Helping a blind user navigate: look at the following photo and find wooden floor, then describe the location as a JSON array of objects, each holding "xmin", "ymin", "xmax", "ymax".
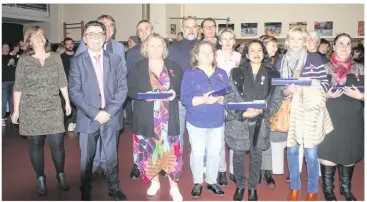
[{"xmin": 1, "ymin": 120, "xmax": 364, "ymax": 201}]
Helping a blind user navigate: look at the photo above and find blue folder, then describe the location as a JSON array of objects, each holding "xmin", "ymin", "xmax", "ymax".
[
  {"xmin": 331, "ymin": 86, "xmax": 364, "ymax": 93},
  {"xmin": 227, "ymin": 100, "xmax": 267, "ymax": 110},
  {"xmin": 271, "ymin": 78, "xmax": 312, "ymax": 86},
  {"xmin": 137, "ymin": 92, "xmax": 173, "ymax": 100},
  {"xmin": 209, "ymin": 86, "xmax": 233, "ymax": 97}
]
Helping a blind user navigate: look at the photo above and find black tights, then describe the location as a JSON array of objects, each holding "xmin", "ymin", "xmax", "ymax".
[{"xmin": 28, "ymin": 133, "xmax": 65, "ymax": 178}]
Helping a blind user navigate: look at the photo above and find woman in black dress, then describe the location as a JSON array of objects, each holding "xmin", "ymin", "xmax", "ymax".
[{"xmin": 318, "ymin": 33, "xmax": 364, "ymax": 201}]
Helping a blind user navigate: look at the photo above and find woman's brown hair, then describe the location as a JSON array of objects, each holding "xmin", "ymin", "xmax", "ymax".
[
  {"xmin": 189, "ymin": 41, "xmax": 217, "ymax": 68},
  {"xmin": 23, "ymin": 26, "xmax": 51, "ymax": 55}
]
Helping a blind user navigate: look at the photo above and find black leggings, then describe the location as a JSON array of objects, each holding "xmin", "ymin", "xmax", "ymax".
[{"xmin": 28, "ymin": 133, "xmax": 65, "ymax": 178}]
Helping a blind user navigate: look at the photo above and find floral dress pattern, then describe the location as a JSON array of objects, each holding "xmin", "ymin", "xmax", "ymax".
[{"xmin": 133, "ymin": 67, "xmax": 183, "ymax": 183}]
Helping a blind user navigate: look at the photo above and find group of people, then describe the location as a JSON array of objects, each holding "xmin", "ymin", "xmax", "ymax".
[{"xmin": 5, "ymin": 13, "xmax": 364, "ymax": 202}]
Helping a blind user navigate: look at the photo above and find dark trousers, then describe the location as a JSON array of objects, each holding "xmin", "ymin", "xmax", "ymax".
[
  {"xmin": 233, "ymin": 127, "xmax": 263, "ymax": 189},
  {"xmin": 2, "ymin": 81, "xmax": 14, "ymax": 118},
  {"xmin": 28, "ymin": 133, "xmax": 65, "ymax": 178},
  {"xmin": 79, "ymin": 125, "xmax": 120, "ymax": 193},
  {"xmin": 123, "ymin": 97, "xmax": 133, "ymax": 124}
]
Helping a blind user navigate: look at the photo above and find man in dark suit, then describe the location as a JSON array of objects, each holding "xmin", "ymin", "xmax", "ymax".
[
  {"xmin": 75, "ymin": 15, "xmax": 127, "ymax": 178},
  {"xmin": 69, "ymin": 21, "xmax": 128, "ymax": 201}
]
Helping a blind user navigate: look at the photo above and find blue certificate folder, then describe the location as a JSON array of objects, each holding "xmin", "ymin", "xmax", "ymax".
[
  {"xmin": 331, "ymin": 86, "xmax": 364, "ymax": 93},
  {"xmin": 271, "ymin": 78, "xmax": 312, "ymax": 86},
  {"xmin": 209, "ymin": 86, "xmax": 233, "ymax": 97},
  {"xmin": 137, "ymin": 92, "xmax": 173, "ymax": 100},
  {"xmin": 227, "ymin": 100, "xmax": 267, "ymax": 110}
]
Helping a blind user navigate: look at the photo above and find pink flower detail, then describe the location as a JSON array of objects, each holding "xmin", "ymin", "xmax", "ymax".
[{"xmin": 219, "ymin": 73, "xmax": 223, "ymax": 81}]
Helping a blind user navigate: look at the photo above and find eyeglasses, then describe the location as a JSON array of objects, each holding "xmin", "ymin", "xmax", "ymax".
[{"xmin": 84, "ymin": 32, "xmax": 105, "ymax": 38}]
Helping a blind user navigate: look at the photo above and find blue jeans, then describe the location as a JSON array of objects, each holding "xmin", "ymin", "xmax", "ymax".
[
  {"xmin": 2, "ymin": 81, "xmax": 14, "ymax": 118},
  {"xmin": 287, "ymin": 144, "xmax": 319, "ymax": 193},
  {"xmin": 187, "ymin": 122, "xmax": 224, "ymax": 184}
]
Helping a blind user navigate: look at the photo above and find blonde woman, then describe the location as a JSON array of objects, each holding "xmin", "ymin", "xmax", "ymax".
[
  {"xmin": 215, "ymin": 28, "xmax": 241, "ymax": 186},
  {"xmin": 127, "ymin": 33, "xmax": 184, "ymax": 200},
  {"xmin": 277, "ymin": 27, "xmax": 331, "ymax": 201}
]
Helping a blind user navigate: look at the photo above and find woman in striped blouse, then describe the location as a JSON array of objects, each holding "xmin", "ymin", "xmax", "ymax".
[{"xmin": 277, "ymin": 27, "xmax": 330, "ymax": 201}]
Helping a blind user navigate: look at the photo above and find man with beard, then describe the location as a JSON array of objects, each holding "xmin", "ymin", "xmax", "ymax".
[{"xmin": 61, "ymin": 37, "xmax": 76, "ymax": 132}]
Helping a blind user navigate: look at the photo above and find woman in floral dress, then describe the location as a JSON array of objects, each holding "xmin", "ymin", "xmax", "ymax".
[{"xmin": 127, "ymin": 33, "xmax": 184, "ymax": 201}]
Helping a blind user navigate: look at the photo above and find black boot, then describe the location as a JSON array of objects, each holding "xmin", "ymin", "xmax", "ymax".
[
  {"xmin": 230, "ymin": 173, "xmax": 236, "ymax": 184},
  {"xmin": 218, "ymin": 172, "xmax": 228, "ymax": 187},
  {"xmin": 320, "ymin": 165, "xmax": 337, "ymax": 201},
  {"xmin": 264, "ymin": 170, "xmax": 276, "ymax": 188},
  {"xmin": 233, "ymin": 187, "xmax": 245, "ymax": 201},
  {"xmin": 248, "ymin": 189, "xmax": 258, "ymax": 201},
  {"xmin": 57, "ymin": 173, "xmax": 70, "ymax": 191},
  {"xmin": 36, "ymin": 176, "xmax": 47, "ymax": 196},
  {"xmin": 338, "ymin": 165, "xmax": 357, "ymax": 201},
  {"xmin": 130, "ymin": 164, "xmax": 140, "ymax": 179}
]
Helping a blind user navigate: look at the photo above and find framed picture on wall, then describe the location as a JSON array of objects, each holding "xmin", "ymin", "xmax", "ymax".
[
  {"xmin": 314, "ymin": 21, "xmax": 333, "ymax": 36},
  {"xmin": 289, "ymin": 22, "xmax": 307, "ymax": 31},
  {"xmin": 218, "ymin": 23, "xmax": 234, "ymax": 33},
  {"xmin": 264, "ymin": 22, "xmax": 282, "ymax": 36},
  {"xmin": 170, "ymin": 24, "xmax": 176, "ymax": 34},
  {"xmin": 241, "ymin": 23, "xmax": 258, "ymax": 37},
  {"xmin": 358, "ymin": 21, "xmax": 364, "ymax": 36}
]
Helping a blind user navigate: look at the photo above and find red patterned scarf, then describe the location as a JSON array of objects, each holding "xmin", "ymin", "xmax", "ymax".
[{"xmin": 329, "ymin": 52, "xmax": 353, "ymax": 84}]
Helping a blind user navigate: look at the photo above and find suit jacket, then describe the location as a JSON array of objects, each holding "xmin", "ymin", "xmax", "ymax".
[{"xmin": 68, "ymin": 50, "xmax": 128, "ymax": 133}]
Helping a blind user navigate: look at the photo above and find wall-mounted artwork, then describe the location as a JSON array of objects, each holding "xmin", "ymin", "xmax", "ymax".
[
  {"xmin": 289, "ymin": 22, "xmax": 307, "ymax": 31},
  {"xmin": 264, "ymin": 22, "xmax": 282, "ymax": 36},
  {"xmin": 358, "ymin": 21, "xmax": 364, "ymax": 36},
  {"xmin": 170, "ymin": 24, "xmax": 176, "ymax": 34},
  {"xmin": 241, "ymin": 23, "xmax": 258, "ymax": 37},
  {"xmin": 314, "ymin": 21, "xmax": 333, "ymax": 36},
  {"xmin": 218, "ymin": 23, "xmax": 234, "ymax": 33}
]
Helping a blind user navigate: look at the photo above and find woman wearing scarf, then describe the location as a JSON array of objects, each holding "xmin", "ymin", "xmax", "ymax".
[
  {"xmin": 277, "ymin": 27, "xmax": 332, "ymax": 201},
  {"xmin": 318, "ymin": 33, "xmax": 364, "ymax": 201},
  {"xmin": 224, "ymin": 40, "xmax": 281, "ymax": 201}
]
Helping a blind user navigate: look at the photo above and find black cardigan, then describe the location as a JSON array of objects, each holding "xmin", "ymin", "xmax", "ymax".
[
  {"xmin": 229, "ymin": 63, "xmax": 280, "ymax": 121},
  {"xmin": 127, "ymin": 58, "xmax": 183, "ymax": 138}
]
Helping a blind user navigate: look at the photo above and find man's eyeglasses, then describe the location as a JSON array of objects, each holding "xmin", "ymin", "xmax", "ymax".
[{"xmin": 84, "ymin": 32, "xmax": 105, "ymax": 38}]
